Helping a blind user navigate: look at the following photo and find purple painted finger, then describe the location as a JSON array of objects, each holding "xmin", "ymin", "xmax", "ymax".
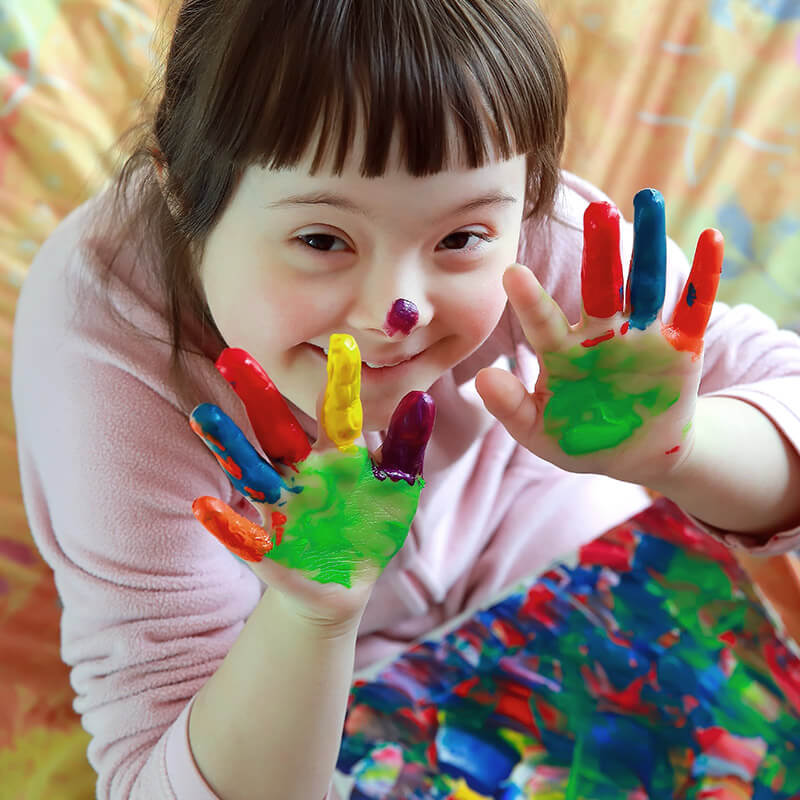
[{"xmin": 377, "ymin": 391, "xmax": 436, "ymax": 483}]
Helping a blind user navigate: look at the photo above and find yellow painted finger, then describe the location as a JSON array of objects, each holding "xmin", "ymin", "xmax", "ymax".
[{"xmin": 322, "ymin": 334, "xmax": 363, "ymax": 450}]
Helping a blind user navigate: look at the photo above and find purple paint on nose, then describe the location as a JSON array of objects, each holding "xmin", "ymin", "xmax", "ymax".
[
  {"xmin": 377, "ymin": 391, "xmax": 436, "ymax": 483},
  {"xmin": 385, "ymin": 298, "xmax": 419, "ymax": 337}
]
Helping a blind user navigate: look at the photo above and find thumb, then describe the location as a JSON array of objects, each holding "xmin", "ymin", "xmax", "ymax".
[{"xmin": 475, "ymin": 367, "xmax": 541, "ymax": 445}]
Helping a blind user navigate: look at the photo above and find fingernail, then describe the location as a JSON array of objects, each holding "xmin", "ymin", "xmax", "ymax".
[{"xmin": 379, "ymin": 392, "xmax": 436, "ymax": 482}]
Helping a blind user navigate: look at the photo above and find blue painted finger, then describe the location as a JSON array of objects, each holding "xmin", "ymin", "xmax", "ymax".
[
  {"xmin": 628, "ymin": 188, "xmax": 667, "ymax": 331},
  {"xmin": 190, "ymin": 403, "xmax": 300, "ymax": 504}
]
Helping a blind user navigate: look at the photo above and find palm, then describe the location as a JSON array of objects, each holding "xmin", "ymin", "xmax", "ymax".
[
  {"xmin": 263, "ymin": 446, "xmax": 421, "ymax": 587},
  {"xmin": 534, "ymin": 315, "xmax": 700, "ymax": 481},
  {"xmin": 478, "ymin": 189, "xmax": 723, "ymax": 486},
  {"xmin": 189, "ymin": 339, "xmax": 434, "ymax": 623}
]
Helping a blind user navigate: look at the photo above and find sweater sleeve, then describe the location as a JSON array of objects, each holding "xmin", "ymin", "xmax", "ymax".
[
  {"xmin": 12, "ymin": 208, "xmax": 265, "ymax": 797},
  {"xmin": 675, "ymin": 292, "xmax": 800, "ymax": 554},
  {"xmin": 517, "ymin": 171, "xmax": 800, "ymax": 555}
]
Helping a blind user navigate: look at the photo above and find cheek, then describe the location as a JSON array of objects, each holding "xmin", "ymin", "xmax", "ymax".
[
  {"xmin": 204, "ymin": 262, "xmax": 338, "ymax": 347},
  {"xmin": 437, "ymin": 268, "xmax": 509, "ymax": 339}
]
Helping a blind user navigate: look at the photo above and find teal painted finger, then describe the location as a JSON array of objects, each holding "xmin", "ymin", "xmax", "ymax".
[
  {"xmin": 190, "ymin": 403, "xmax": 300, "ymax": 504},
  {"xmin": 628, "ymin": 189, "xmax": 667, "ymax": 331}
]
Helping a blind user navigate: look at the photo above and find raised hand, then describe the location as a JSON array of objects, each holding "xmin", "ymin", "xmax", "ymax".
[
  {"xmin": 189, "ymin": 336, "xmax": 435, "ymax": 622},
  {"xmin": 476, "ymin": 189, "xmax": 723, "ymax": 486}
]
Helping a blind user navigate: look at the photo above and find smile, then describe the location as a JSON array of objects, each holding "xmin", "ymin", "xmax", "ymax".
[{"xmin": 306, "ymin": 343, "xmax": 424, "ymax": 373}]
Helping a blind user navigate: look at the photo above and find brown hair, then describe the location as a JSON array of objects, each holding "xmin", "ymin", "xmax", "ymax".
[{"xmin": 99, "ymin": 0, "xmax": 568, "ymax": 410}]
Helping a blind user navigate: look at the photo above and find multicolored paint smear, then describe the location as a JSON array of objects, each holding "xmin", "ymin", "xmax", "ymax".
[
  {"xmin": 336, "ymin": 498, "xmax": 800, "ymax": 798},
  {"xmin": 190, "ymin": 337, "xmax": 435, "ymax": 587},
  {"xmin": 542, "ymin": 192, "xmax": 723, "ymax": 458}
]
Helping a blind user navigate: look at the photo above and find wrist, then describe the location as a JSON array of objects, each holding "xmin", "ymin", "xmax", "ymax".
[
  {"xmin": 646, "ymin": 396, "xmax": 800, "ymax": 538},
  {"xmin": 646, "ymin": 401, "xmax": 709, "ymax": 499},
  {"xmin": 268, "ymin": 586, "xmax": 368, "ymax": 640}
]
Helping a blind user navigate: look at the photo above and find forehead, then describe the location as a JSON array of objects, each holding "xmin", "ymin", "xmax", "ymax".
[{"xmin": 241, "ymin": 148, "xmax": 528, "ymax": 219}]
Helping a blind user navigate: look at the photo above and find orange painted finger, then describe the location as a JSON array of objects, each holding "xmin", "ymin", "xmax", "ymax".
[
  {"xmin": 664, "ymin": 229, "xmax": 723, "ymax": 356},
  {"xmin": 192, "ymin": 495, "xmax": 274, "ymax": 562}
]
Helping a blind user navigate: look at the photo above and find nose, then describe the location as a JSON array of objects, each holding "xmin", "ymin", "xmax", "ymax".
[
  {"xmin": 345, "ymin": 259, "xmax": 433, "ymax": 338},
  {"xmin": 385, "ymin": 299, "xmax": 419, "ymax": 336}
]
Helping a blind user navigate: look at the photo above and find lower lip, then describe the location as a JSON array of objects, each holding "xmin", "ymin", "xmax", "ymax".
[{"xmin": 305, "ymin": 344, "xmax": 425, "ymax": 380}]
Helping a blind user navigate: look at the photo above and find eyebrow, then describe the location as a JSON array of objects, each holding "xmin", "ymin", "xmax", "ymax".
[{"xmin": 265, "ymin": 190, "xmax": 519, "ymax": 221}]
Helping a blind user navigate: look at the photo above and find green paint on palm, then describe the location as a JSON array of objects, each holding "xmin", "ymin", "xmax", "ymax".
[
  {"xmin": 543, "ymin": 337, "xmax": 681, "ymax": 456},
  {"xmin": 267, "ymin": 447, "xmax": 422, "ymax": 587}
]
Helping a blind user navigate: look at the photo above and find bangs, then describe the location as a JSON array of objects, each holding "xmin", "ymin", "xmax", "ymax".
[{"xmin": 200, "ymin": 0, "xmax": 566, "ymax": 178}]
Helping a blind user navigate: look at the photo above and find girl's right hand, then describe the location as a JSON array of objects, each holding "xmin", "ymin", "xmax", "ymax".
[{"xmin": 189, "ymin": 335, "xmax": 435, "ymax": 629}]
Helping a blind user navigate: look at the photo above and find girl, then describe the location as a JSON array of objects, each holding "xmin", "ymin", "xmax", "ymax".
[{"xmin": 11, "ymin": 1, "xmax": 800, "ymax": 798}]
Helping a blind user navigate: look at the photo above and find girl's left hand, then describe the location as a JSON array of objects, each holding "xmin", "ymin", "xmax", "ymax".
[{"xmin": 476, "ymin": 189, "xmax": 724, "ymax": 487}]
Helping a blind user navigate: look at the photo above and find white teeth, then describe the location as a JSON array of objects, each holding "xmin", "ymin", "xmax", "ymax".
[{"xmin": 313, "ymin": 342, "xmax": 412, "ymax": 368}]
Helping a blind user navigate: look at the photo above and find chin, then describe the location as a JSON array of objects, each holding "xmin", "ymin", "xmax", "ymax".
[
  {"xmin": 358, "ymin": 368, "xmax": 444, "ymax": 433},
  {"xmin": 360, "ymin": 400, "xmax": 399, "ymax": 433}
]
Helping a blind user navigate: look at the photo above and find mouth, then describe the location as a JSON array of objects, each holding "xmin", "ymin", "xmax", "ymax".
[{"xmin": 305, "ymin": 342, "xmax": 425, "ymax": 374}]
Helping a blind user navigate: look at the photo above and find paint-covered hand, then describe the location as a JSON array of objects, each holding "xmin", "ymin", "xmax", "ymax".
[
  {"xmin": 188, "ymin": 336, "xmax": 435, "ymax": 623},
  {"xmin": 476, "ymin": 189, "xmax": 723, "ymax": 486}
]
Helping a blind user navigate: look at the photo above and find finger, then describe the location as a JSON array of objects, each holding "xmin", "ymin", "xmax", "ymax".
[
  {"xmin": 627, "ymin": 188, "xmax": 667, "ymax": 330},
  {"xmin": 475, "ymin": 367, "xmax": 539, "ymax": 445},
  {"xmin": 376, "ymin": 391, "xmax": 436, "ymax": 482},
  {"xmin": 504, "ymin": 263, "xmax": 570, "ymax": 354},
  {"xmin": 215, "ymin": 348, "xmax": 311, "ymax": 466},
  {"xmin": 190, "ymin": 403, "xmax": 298, "ymax": 505},
  {"xmin": 192, "ymin": 496, "xmax": 274, "ymax": 562},
  {"xmin": 581, "ymin": 201, "xmax": 624, "ymax": 319},
  {"xmin": 322, "ymin": 334, "xmax": 363, "ymax": 451},
  {"xmin": 664, "ymin": 228, "xmax": 724, "ymax": 356}
]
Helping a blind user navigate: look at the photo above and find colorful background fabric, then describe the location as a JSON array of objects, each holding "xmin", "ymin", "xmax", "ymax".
[
  {"xmin": 1, "ymin": 3, "xmax": 159, "ymax": 797},
  {"xmin": 335, "ymin": 498, "xmax": 800, "ymax": 799},
  {"xmin": 542, "ymin": 0, "xmax": 800, "ymax": 332},
  {"xmin": 1, "ymin": 1, "xmax": 799, "ymax": 797}
]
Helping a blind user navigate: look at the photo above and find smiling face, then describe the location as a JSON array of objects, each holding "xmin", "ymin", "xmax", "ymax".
[{"xmin": 198, "ymin": 135, "xmax": 527, "ymax": 431}]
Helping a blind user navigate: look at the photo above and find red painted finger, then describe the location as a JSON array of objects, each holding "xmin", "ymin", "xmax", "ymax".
[
  {"xmin": 192, "ymin": 495, "xmax": 274, "ymax": 562},
  {"xmin": 581, "ymin": 202, "xmax": 624, "ymax": 319},
  {"xmin": 216, "ymin": 348, "xmax": 311, "ymax": 466},
  {"xmin": 664, "ymin": 229, "xmax": 723, "ymax": 356}
]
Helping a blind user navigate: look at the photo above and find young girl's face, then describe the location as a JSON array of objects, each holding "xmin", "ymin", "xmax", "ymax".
[{"xmin": 199, "ymin": 135, "xmax": 527, "ymax": 431}]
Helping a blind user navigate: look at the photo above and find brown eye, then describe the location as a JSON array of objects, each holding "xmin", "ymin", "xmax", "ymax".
[
  {"xmin": 298, "ymin": 234, "xmax": 348, "ymax": 252},
  {"xmin": 438, "ymin": 231, "xmax": 492, "ymax": 251},
  {"xmin": 441, "ymin": 233, "xmax": 471, "ymax": 250}
]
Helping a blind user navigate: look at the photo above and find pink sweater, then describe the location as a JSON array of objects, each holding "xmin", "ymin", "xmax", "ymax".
[{"xmin": 12, "ymin": 171, "xmax": 800, "ymax": 798}]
